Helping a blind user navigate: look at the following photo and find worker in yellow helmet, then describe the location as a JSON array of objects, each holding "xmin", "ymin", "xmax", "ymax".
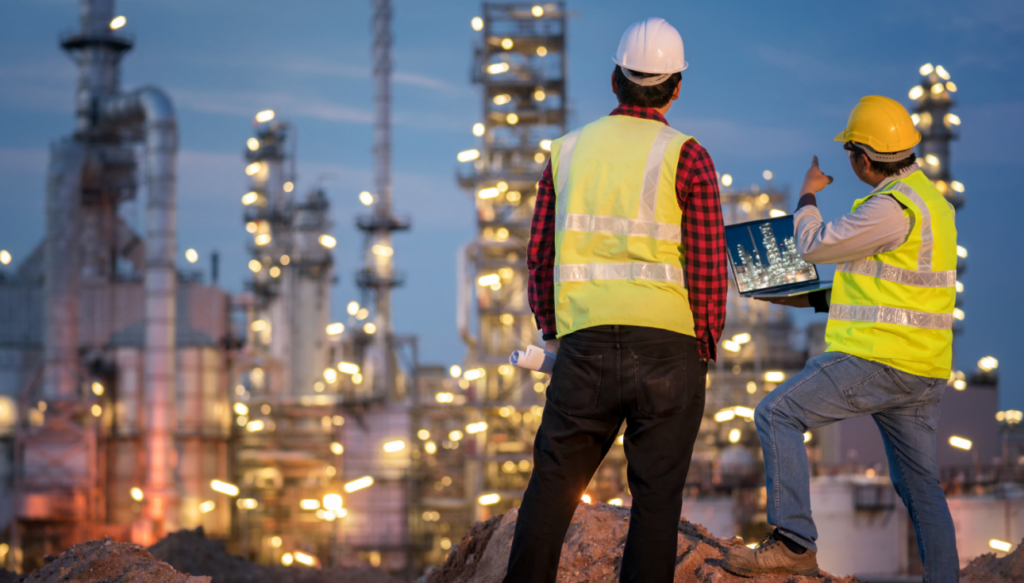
[{"xmin": 724, "ymin": 95, "xmax": 958, "ymax": 582}]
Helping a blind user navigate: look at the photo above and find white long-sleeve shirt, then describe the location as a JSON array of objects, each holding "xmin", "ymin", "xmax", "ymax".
[{"xmin": 793, "ymin": 163, "xmax": 919, "ymax": 264}]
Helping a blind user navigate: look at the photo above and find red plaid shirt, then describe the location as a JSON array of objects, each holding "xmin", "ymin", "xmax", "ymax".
[{"xmin": 527, "ymin": 105, "xmax": 728, "ymax": 361}]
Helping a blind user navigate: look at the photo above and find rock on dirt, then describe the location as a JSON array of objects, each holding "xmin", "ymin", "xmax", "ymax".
[
  {"xmin": 149, "ymin": 527, "xmax": 399, "ymax": 583},
  {"xmin": 19, "ymin": 538, "xmax": 210, "ymax": 583},
  {"xmin": 427, "ymin": 503, "xmax": 859, "ymax": 583},
  {"xmin": 961, "ymin": 539, "xmax": 1024, "ymax": 583}
]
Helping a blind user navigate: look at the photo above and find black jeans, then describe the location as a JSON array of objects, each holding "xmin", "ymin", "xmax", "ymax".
[{"xmin": 502, "ymin": 325, "xmax": 707, "ymax": 583}]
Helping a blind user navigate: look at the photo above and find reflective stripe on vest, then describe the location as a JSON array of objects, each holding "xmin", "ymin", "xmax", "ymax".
[
  {"xmin": 829, "ymin": 303, "xmax": 954, "ymax": 330},
  {"xmin": 554, "ymin": 262, "xmax": 686, "ymax": 286},
  {"xmin": 836, "ymin": 258, "xmax": 956, "ymax": 288}
]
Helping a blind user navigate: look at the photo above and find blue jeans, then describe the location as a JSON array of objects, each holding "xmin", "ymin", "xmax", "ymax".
[{"xmin": 756, "ymin": 351, "xmax": 959, "ymax": 583}]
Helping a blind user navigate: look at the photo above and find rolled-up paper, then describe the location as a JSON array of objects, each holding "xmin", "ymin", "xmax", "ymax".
[{"xmin": 509, "ymin": 345, "xmax": 557, "ymax": 374}]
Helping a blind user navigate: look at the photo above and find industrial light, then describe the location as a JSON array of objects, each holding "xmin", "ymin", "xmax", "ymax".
[
  {"xmin": 330, "ymin": 442, "xmax": 344, "ymax": 455},
  {"xmin": 281, "ymin": 553, "xmax": 293, "ymax": 566},
  {"xmin": 477, "ymin": 187, "xmax": 499, "ymax": 200},
  {"xmin": 532, "ymin": 5, "xmax": 544, "ymax": 16},
  {"xmin": 458, "ymin": 149, "xmax": 481, "ymax": 162},
  {"xmin": 284, "ymin": 181, "xmax": 294, "ymax": 192},
  {"xmin": 581, "ymin": 494, "xmax": 592, "ymax": 504},
  {"xmin": 300, "ymin": 499, "xmax": 320, "ymax": 511},
  {"xmin": 211, "ymin": 480, "xmax": 239, "ymax": 496},
  {"xmin": 435, "ymin": 392, "xmax": 454, "ymax": 403},
  {"xmin": 945, "ymin": 81, "xmax": 957, "ymax": 93},
  {"xmin": 534, "ymin": 153, "xmax": 545, "ymax": 164},
  {"xmin": 254, "ymin": 233, "xmax": 271, "ymax": 246},
  {"xmin": 246, "ymin": 222, "xmax": 258, "ymax": 234},
  {"xmin": 363, "ymin": 323, "xmax": 377, "ymax": 335},
  {"xmin": 347, "ymin": 301, "xmax": 359, "ymax": 315},
  {"xmin": 728, "ymin": 429, "xmax": 742, "ymax": 443},
  {"xmin": 246, "ymin": 162, "xmax": 262, "ymax": 176},
  {"xmin": 241, "ymin": 191, "xmax": 259, "ymax": 205},
  {"xmin": 247, "ymin": 138, "xmax": 259, "ymax": 151},
  {"xmin": 471, "ymin": 16, "xmax": 484, "ymax": 31},
  {"xmin": 955, "ymin": 281, "xmax": 964, "ymax": 293},
  {"xmin": 722, "ymin": 340, "xmax": 740, "ymax": 353},
  {"xmin": 540, "ymin": 139, "xmax": 552, "ymax": 151},
  {"xmin": 908, "ymin": 86, "xmax": 924, "ymax": 100},
  {"xmin": 953, "ymin": 308, "xmax": 965, "ymax": 321},
  {"xmin": 713, "ymin": 409, "xmax": 735, "ymax": 423},
  {"xmin": 466, "ymin": 421, "xmax": 488, "ymax": 434},
  {"xmin": 92, "ymin": 381, "xmax": 104, "ymax": 396},
  {"xmin": 293, "ymin": 551, "xmax": 316, "ymax": 567},
  {"xmin": 763, "ymin": 170, "xmax": 773, "ymax": 181},
  {"xmin": 184, "ymin": 248, "xmax": 199, "ymax": 263},
  {"xmin": 250, "ymin": 319, "xmax": 268, "ymax": 332},
  {"xmin": 326, "ymin": 323, "xmax": 345, "ymax": 335},
  {"xmin": 449, "ymin": 430, "xmax": 464, "ymax": 441},
  {"xmin": 344, "ymin": 476, "xmax": 374, "ymax": 493},
  {"xmin": 318, "ymin": 234, "xmax": 337, "ymax": 249},
  {"xmin": 417, "ymin": 429, "xmax": 430, "ymax": 440},
  {"xmin": 733, "ymin": 406, "xmax": 754, "ymax": 419},
  {"xmin": 130, "ymin": 487, "xmax": 144, "ymax": 502},
  {"xmin": 608, "ymin": 498, "xmax": 623, "ymax": 506},
  {"xmin": 463, "ymin": 368, "xmax": 485, "ymax": 381},
  {"xmin": 233, "ymin": 403, "xmax": 248, "ymax": 416},
  {"xmin": 449, "ymin": 365, "xmax": 462, "ymax": 378},
  {"xmin": 333, "ymin": 415, "xmax": 344, "ymax": 426},
  {"xmin": 978, "ymin": 356, "xmax": 999, "ymax": 372},
  {"xmin": 804, "ymin": 432, "xmax": 812, "ymax": 443},
  {"xmin": 769, "ymin": 209, "xmax": 786, "ymax": 218},
  {"xmin": 425, "ymin": 441, "xmax": 437, "ymax": 454},
  {"xmin": 534, "ymin": 89, "xmax": 546, "ymax": 101},
  {"xmin": 721, "ymin": 174, "xmax": 733, "ymax": 187},
  {"xmin": 919, "ymin": 63, "xmax": 934, "ymax": 76},
  {"xmin": 199, "ymin": 501, "xmax": 216, "ymax": 514},
  {"xmin": 337, "ymin": 362, "xmax": 359, "ymax": 375},
  {"xmin": 507, "ymin": 191, "xmax": 522, "ymax": 203},
  {"xmin": 324, "ymin": 368, "xmax": 338, "ymax": 384},
  {"xmin": 954, "ymin": 379, "xmax": 966, "ymax": 390},
  {"xmin": 246, "ymin": 420, "xmax": 264, "ymax": 432},
  {"xmin": 237, "ymin": 498, "xmax": 258, "ymax": 510},
  {"xmin": 487, "ymin": 62, "xmax": 510, "ymax": 75},
  {"xmin": 323, "ymin": 493, "xmax": 343, "ymax": 511},
  {"xmin": 501, "ymin": 38, "xmax": 513, "ymax": 50},
  {"xmin": 383, "ymin": 440, "xmax": 406, "ymax": 453},
  {"xmin": 949, "ymin": 436, "xmax": 972, "ymax": 450},
  {"xmin": 911, "ymin": 113, "xmax": 920, "ymax": 126},
  {"xmin": 506, "ymin": 113, "xmax": 519, "ymax": 125},
  {"xmin": 990, "ymin": 539, "xmax": 1012, "ymax": 553},
  {"xmin": 733, "ymin": 333, "xmax": 751, "ymax": 344},
  {"xmin": 0, "ymin": 251, "xmax": 9, "ymax": 265},
  {"xmin": 945, "ymin": 113, "xmax": 961, "ymax": 126},
  {"xmin": 951, "ymin": 181, "xmax": 965, "ymax": 193},
  {"xmin": 351, "ymin": 373, "xmax": 363, "ymax": 385},
  {"xmin": 956, "ymin": 245, "xmax": 968, "ymax": 258},
  {"xmin": 935, "ymin": 65, "xmax": 950, "ymax": 80},
  {"xmin": 359, "ymin": 191, "xmax": 374, "ymax": 206},
  {"xmin": 764, "ymin": 371, "xmax": 785, "ymax": 383},
  {"xmin": 931, "ymin": 83, "xmax": 945, "ymax": 95},
  {"xmin": 355, "ymin": 308, "xmax": 369, "ymax": 320},
  {"xmin": 109, "ymin": 15, "xmax": 127, "ymax": 30},
  {"xmin": 478, "ymin": 493, "xmax": 500, "ymax": 505},
  {"xmin": 746, "ymin": 382, "xmax": 757, "ymax": 394},
  {"xmin": 536, "ymin": 46, "xmax": 548, "ymax": 57},
  {"xmin": 91, "ymin": 404, "xmax": 102, "ymax": 417},
  {"xmin": 473, "ymin": 123, "xmax": 485, "ymax": 136},
  {"xmin": 372, "ymin": 244, "xmax": 394, "ymax": 257},
  {"xmin": 255, "ymin": 110, "xmax": 275, "ymax": 123}
]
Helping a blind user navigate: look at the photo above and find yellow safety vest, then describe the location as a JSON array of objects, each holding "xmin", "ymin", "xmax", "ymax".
[
  {"xmin": 825, "ymin": 170, "xmax": 957, "ymax": 378},
  {"xmin": 550, "ymin": 115, "xmax": 695, "ymax": 338}
]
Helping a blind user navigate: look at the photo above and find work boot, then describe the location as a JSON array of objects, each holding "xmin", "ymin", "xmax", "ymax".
[{"xmin": 723, "ymin": 531, "xmax": 819, "ymax": 578}]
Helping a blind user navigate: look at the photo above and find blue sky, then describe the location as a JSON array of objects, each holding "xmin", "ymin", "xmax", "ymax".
[{"xmin": 1, "ymin": 0, "xmax": 1021, "ymax": 406}]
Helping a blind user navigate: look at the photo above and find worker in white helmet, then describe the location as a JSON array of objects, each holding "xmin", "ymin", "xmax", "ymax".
[{"xmin": 502, "ymin": 17, "xmax": 728, "ymax": 583}]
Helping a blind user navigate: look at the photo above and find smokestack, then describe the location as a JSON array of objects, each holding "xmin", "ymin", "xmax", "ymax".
[{"xmin": 211, "ymin": 250, "xmax": 219, "ymax": 285}]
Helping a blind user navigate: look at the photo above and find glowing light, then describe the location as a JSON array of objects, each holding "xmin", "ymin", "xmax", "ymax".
[
  {"xmin": 372, "ymin": 244, "xmax": 394, "ymax": 257},
  {"xmin": 109, "ymin": 15, "xmax": 127, "ymax": 30},
  {"xmin": 466, "ymin": 421, "xmax": 488, "ymax": 434},
  {"xmin": 990, "ymin": 539, "xmax": 1012, "ymax": 553},
  {"xmin": 199, "ymin": 500, "xmax": 216, "ymax": 514},
  {"xmin": 608, "ymin": 498, "xmax": 623, "ymax": 506},
  {"xmin": 337, "ymin": 362, "xmax": 360, "ymax": 375},
  {"xmin": 211, "ymin": 480, "xmax": 239, "ymax": 497},
  {"xmin": 92, "ymin": 381, "xmax": 105, "ymax": 396},
  {"xmin": 978, "ymin": 356, "xmax": 999, "ymax": 372},
  {"xmin": 477, "ymin": 187, "xmax": 500, "ymax": 200},
  {"xmin": 919, "ymin": 63, "xmax": 934, "ymax": 76},
  {"xmin": 951, "ymin": 181, "xmax": 964, "ymax": 193},
  {"xmin": 363, "ymin": 323, "xmax": 377, "ymax": 335},
  {"xmin": 299, "ymin": 499, "xmax": 321, "ymax": 511},
  {"xmin": 246, "ymin": 420, "xmax": 264, "ymax": 432},
  {"xmin": 359, "ymin": 191, "xmax": 374, "ymax": 206},
  {"xmin": 746, "ymin": 381, "xmax": 757, "ymax": 394},
  {"xmin": 728, "ymin": 429, "xmax": 742, "ymax": 443},
  {"xmin": 949, "ymin": 436, "xmax": 972, "ymax": 450},
  {"xmin": 769, "ymin": 209, "xmax": 787, "ymax": 218},
  {"xmin": 425, "ymin": 441, "xmax": 437, "ymax": 454},
  {"xmin": 463, "ymin": 368, "xmax": 486, "ymax": 381},
  {"xmin": 487, "ymin": 62, "xmax": 510, "ymax": 75},
  {"xmin": 909, "ymin": 86, "xmax": 924, "ymax": 100},
  {"xmin": 294, "ymin": 551, "xmax": 316, "ymax": 566},
  {"xmin": 714, "ymin": 410, "xmax": 736, "ymax": 423},
  {"xmin": 931, "ymin": 83, "xmax": 945, "ymax": 95},
  {"xmin": 319, "ymin": 234, "xmax": 337, "ymax": 249},
  {"xmin": 90, "ymin": 404, "xmax": 102, "ymax": 417},
  {"xmin": 255, "ymin": 110, "xmax": 275, "ymax": 123},
  {"xmin": 581, "ymin": 494, "xmax": 592, "ymax": 504},
  {"xmin": 326, "ymin": 323, "xmax": 345, "ymax": 336},
  {"xmin": 945, "ymin": 81, "xmax": 957, "ymax": 93},
  {"xmin": 764, "ymin": 371, "xmax": 785, "ymax": 383},
  {"xmin": 284, "ymin": 181, "xmax": 294, "ymax": 192},
  {"xmin": 418, "ymin": 429, "xmax": 430, "ymax": 440},
  {"xmin": 435, "ymin": 392, "xmax": 454, "ymax": 403},
  {"xmin": 945, "ymin": 113, "xmax": 961, "ymax": 126},
  {"xmin": 954, "ymin": 379, "xmax": 967, "ymax": 390},
  {"xmin": 246, "ymin": 162, "xmax": 262, "ymax": 176},
  {"xmin": 762, "ymin": 170, "xmax": 773, "ymax": 180},
  {"xmin": 953, "ymin": 308, "xmax": 965, "ymax": 321},
  {"xmin": 352, "ymin": 373, "xmax": 363, "ymax": 384},
  {"xmin": 534, "ymin": 153, "xmax": 545, "ymax": 163},
  {"xmin": 458, "ymin": 149, "xmax": 481, "ymax": 162},
  {"xmin": 506, "ymin": 113, "xmax": 519, "ymax": 125},
  {"xmin": 935, "ymin": 65, "xmax": 950, "ymax": 80},
  {"xmin": 537, "ymin": 46, "xmax": 548, "ymax": 56},
  {"xmin": 254, "ymin": 233, "xmax": 271, "ymax": 246},
  {"xmin": 323, "ymin": 493, "xmax": 343, "ymax": 511},
  {"xmin": 324, "ymin": 368, "xmax": 338, "ymax": 384},
  {"xmin": 540, "ymin": 139, "xmax": 552, "ymax": 151},
  {"xmin": 471, "ymin": 16, "xmax": 484, "ymax": 31},
  {"xmin": 355, "ymin": 308, "xmax": 369, "ymax": 320},
  {"xmin": 911, "ymin": 113, "xmax": 920, "ymax": 126},
  {"xmin": 449, "ymin": 430, "xmax": 464, "ymax": 441},
  {"xmin": 721, "ymin": 174, "xmax": 733, "ymax": 187},
  {"xmin": 957, "ymin": 245, "xmax": 968, "ymax": 258},
  {"xmin": 237, "ymin": 498, "xmax": 258, "ymax": 510},
  {"xmin": 246, "ymin": 222, "xmax": 258, "ymax": 233},
  {"xmin": 281, "ymin": 553, "xmax": 293, "ymax": 566},
  {"xmin": 804, "ymin": 432, "xmax": 812, "ymax": 443},
  {"xmin": 250, "ymin": 319, "xmax": 267, "ymax": 332},
  {"xmin": 473, "ymin": 123, "xmax": 485, "ymax": 136},
  {"xmin": 534, "ymin": 89, "xmax": 546, "ymax": 101},
  {"xmin": 532, "ymin": 5, "xmax": 544, "ymax": 16},
  {"xmin": 242, "ymin": 191, "xmax": 259, "ymax": 205},
  {"xmin": 722, "ymin": 340, "xmax": 740, "ymax": 353},
  {"xmin": 183, "ymin": 248, "xmax": 200, "ymax": 264},
  {"xmin": 247, "ymin": 138, "xmax": 259, "ymax": 151},
  {"xmin": 330, "ymin": 442, "xmax": 344, "ymax": 455},
  {"xmin": 732, "ymin": 333, "xmax": 751, "ymax": 344},
  {"xmin": 130, "ymin": 487, "xmax": 144, "ymax": 501},
  {"xmin": 383, "ymin": 440, "xmax": 406, "ymax": 453},
  {"xmin": 233, "ymin": 403, "xmax": 248, "ymax": 416},
  {"xmin": 0, "ymin": 251, "xmax": 9, "ymax": 265},
  {"xmin": 347, "ymin": 301, "xmax": 360, "ymax": 315},
  {"xmin": 449, "ymin": 365, "xmax": 462, "ymax": 378},
  {"xmin": 344, "ymin": 476, "xmax": 374, "ymax": 492},
  {"xmin": 501, "ymin": 38, "xmax": 514, "ymax": 50},
  {"xmin": 478, "ymin": 493, "xmax": 500, "ymax": 505},
  {"xmin": 733, "ymin": 406, "xmax": 755, "ymax": 419},
  {"xmin": 478, "ymin": 274, "xmax": 500, "ymax": 287},
  {"xmin": 955, "ymin": 280, "xmax": 964, "ymax": 293}
]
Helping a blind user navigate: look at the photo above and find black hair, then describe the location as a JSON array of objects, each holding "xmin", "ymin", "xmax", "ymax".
[
  {"xmin": 613, "ymin": 65, "xmax": 682, "ymax": 109},
  {"xmin": 845, "ymin": 142, "xmax": 917, "ymax": 176}
]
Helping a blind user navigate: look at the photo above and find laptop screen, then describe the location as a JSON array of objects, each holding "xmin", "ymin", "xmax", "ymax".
[{"xmin": 724, "ymin": 216, "xmax": 819, "ymax": 294}]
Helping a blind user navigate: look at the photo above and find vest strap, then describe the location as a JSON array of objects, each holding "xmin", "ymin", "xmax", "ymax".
[
  {"xmin": 837, "ymin": 258, "xmax": 955, "ymax": 288},
  {"xmin": 555, "ymin": 129, "xmax": 583, "ymax": 214},
  {"xmin": 890, "ymin": 182, "xmax": 934, "ymax": 271},
  {"xmin": 829, "ymin": 303, "xmax": 953, "ymax": 330},
  {"xmin": 555, "ymin": 262, "xmax": 686, "ymax": 287},
  {"xmin": 639, "ymin": 126, "xmax": 682, "ymax": 221},
  {"xmin": 555, "ymin": 213, "xmax": 682, "ymax": 243}
]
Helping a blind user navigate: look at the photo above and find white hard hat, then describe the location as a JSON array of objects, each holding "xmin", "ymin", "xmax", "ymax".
[{"xmin": 612, "ymin": 17, "xmax": 687, "ymax": 86}]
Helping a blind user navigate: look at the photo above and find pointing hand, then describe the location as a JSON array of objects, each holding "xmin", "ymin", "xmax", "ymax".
[{"xmin": 800, "ymin": 155, "xmax": 834, "ymax": 195}]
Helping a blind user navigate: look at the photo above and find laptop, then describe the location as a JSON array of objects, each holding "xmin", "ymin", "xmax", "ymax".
[{"xmin": 724, "ymin": 215, "xmax": 832, "ymax": 299}]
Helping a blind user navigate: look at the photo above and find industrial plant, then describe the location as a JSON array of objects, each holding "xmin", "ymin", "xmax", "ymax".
[{"xmin": 0, "ymin": 0, "xmax": 1018, "ymax": 581}]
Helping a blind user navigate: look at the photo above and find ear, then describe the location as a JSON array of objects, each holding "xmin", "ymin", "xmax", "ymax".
[
  {"xmin": 611, "ymin": 70, "xmax": 618, "ymax": 95},
  {"xmin": 672, "ymin": 78, "xmax": 681, "ymax": 101},
  {"xmin": 860, "ymin": 153, "xmax": 873, "ymax": 172}
]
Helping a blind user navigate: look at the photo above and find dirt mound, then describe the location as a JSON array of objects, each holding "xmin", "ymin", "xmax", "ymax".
[
  {"xmin": 961, "ymin": 539, "xmax": 1024, "ymax": 583},
  {"xmin": 20, "ymin": 538, "xmax": 209, "ymax": 583},
  {"xmin": 149, "ymin": 527, "xmax": 398, "ymax": 583},
  {"xmin": 429, "ymin": 503, "xmax": 858, "ymax": 583}
]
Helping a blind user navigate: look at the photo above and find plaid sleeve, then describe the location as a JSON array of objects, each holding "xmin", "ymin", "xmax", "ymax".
[
  {"xmin": 528, "ymin": 161, "xmax": 558, "ymax": 339},
  {"xmin": 677, "ymin": 140, "xmax": 728, "ymax": 362}
]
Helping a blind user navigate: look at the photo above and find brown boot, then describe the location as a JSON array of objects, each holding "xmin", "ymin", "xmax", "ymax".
[{"xmin": 723, "ymin": 531, "xmax": 819, "ymax": 578}]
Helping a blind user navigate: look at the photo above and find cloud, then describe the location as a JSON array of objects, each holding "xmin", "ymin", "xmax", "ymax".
[{"xmin": 172, "ymin": 88, "xmax": 375, "ymax": 124}]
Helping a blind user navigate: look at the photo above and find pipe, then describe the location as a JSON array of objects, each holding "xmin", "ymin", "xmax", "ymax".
[{"xmin": 100, "ymin": 86, "xmax": 178, "ymax": 537}]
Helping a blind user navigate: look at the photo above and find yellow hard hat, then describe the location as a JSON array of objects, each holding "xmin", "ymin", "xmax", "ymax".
[{"xmin": 834, "ymin": 95, "xmax": 921, "ymax": 153}]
